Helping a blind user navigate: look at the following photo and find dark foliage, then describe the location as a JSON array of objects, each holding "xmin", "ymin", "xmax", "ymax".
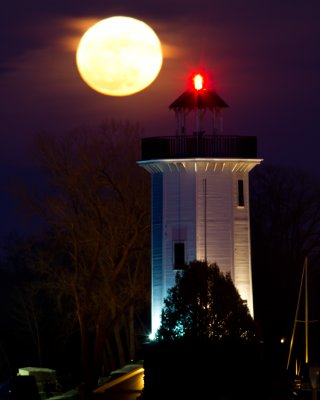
[
  {"xmin": 156, "ymin": 260, "xmax": 260, "ymax": 342},
  {"xmin": 250, "ymin": 163, "xmax": 320, "ymax": 359},
  {"xmin": 141, "ymin": 260, "xmax": 292, "ymax": 399}
]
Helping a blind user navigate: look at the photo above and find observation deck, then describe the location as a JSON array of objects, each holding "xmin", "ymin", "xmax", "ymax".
[{"xmin": 140, "ymin": 134, "xmax": 257, "ymax": 161}]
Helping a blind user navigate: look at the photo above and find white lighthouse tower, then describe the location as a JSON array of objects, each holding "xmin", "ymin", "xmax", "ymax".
[{"xmin": 138, "ymin": 73, "xmax": 262, "ymax": 339}]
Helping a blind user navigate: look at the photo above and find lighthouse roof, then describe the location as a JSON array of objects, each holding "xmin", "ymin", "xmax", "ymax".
[{"xmin": 169, "ymin": 89, "xmax": 229, "ymax": 111}]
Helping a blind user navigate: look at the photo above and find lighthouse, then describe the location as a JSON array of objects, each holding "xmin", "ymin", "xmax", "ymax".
[{"xmin": 137, "ymin": 72, "xmax": 263, "ymax": 339}]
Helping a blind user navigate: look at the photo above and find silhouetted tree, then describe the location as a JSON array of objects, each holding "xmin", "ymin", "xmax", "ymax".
[
  {"xmin": 142, "ymin": 261, "xmax": 263, "ymax": 400},
  {"xmin": 250, "ymin": 163, "xmax": 320, "ymax": 352},
  {"xmin": 156, "ymin": 260, "xmax": 259, "ymax": 342},
  {"xmin": 0, "ymin": 236, "xmax": 62, "ymax": 376}
]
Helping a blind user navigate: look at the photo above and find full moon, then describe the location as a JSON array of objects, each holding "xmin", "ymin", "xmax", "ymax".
[{"xmin": 76, "ymin": 16, "xmax": 163, "ymax": 96}]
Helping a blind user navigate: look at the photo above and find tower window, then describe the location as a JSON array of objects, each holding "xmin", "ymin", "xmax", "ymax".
[
  {"xmin": 238, "ymin": 179, "xmax": 244, "ymax": 207},
  {"xmin": 174, "ymin": 242, "xmax": 185, "ymax": 269}
]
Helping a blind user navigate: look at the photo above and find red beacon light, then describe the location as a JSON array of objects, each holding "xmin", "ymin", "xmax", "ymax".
[
  {"xmin": 193, "ymin": 73, "xmax": 204, "ymax": 90},
  {"xmin": 169, "ymin": 70, "xmax": 229, "ymax": 134}
]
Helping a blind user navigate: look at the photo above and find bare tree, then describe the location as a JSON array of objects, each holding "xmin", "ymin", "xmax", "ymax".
[{"xmin": 23, "ymin": 121, "xmax": 150, "ymax": 396}]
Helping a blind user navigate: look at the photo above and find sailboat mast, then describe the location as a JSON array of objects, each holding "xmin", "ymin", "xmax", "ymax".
[
  {"xmin": 287, "ymin": 257, "xmax": 308, "ymax": 371},
  {"xmin": 305, "ymin": 257, "xmax": 309, "ymax": 364}
]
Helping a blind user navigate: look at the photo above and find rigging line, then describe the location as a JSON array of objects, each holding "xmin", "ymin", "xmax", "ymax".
[
  {"xmin": 287, "ymin": 257, "xmax": 308, "ymax": 371},
  {"xmin": 305, "ymin": 257, "xmax": 308, "ymax": 364}
]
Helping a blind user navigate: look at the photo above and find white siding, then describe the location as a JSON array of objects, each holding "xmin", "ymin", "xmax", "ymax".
[
  {"xmin": 138, "ymin": 158, "xmax": 261, "ymax": 335},
  {"xmin": 196, "ymin": 171, "xmax": 234, "ymax": 276}
]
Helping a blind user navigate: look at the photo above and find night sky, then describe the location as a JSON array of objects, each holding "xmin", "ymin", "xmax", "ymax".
[{"xmin": 1, "ymin": 0, "xmax": 320, "ymax": 238}]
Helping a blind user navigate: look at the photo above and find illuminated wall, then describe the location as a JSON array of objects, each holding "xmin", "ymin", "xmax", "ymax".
[{"xmin": 139, "ymin": 158, "xmax": 261, "ymax": 338}]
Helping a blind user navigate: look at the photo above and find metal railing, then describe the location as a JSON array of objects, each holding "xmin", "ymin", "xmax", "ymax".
[{"xmin": 140, "ymin": 135, "xmax": 257, "ymax": 160}]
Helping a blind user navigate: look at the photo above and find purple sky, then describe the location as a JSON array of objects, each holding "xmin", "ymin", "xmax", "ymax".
[{"xmin": 1, "ymin": 0, "xmax": 320, "ymax": 238}]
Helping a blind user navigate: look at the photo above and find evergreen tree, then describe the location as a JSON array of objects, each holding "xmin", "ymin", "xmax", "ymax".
[
  {"xmin": 156, "ymin": 260, "xmax": 259, "ymax": 342},
  {"xmin": 142, "ymin": 261, "xmax": 264, "ymax": 400}
]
